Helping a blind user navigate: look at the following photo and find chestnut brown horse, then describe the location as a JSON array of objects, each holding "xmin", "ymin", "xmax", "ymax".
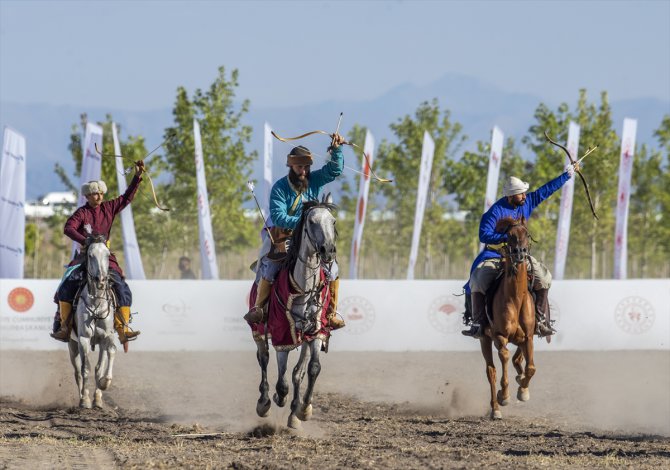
[{"xmin": 481, "ymin": 216, "xmax": 536, "ymax": 419}]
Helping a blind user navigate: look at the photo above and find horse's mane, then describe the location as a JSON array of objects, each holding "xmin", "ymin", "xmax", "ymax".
[
  {"xmin": 85, "ymin": 234, "xmax": 107, "ymax": 249},
  {"xmin": 495, "ymin": 216, "xmax": 525, "ymax": 234},
  {"xmin": 280, "ymin": 200, "xmax": 338, "ymax": 271}
]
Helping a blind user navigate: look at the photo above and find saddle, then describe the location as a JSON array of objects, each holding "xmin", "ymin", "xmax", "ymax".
[{"xmin": 267, "ymin": 227, "xmax": 292, "ymax": 261}]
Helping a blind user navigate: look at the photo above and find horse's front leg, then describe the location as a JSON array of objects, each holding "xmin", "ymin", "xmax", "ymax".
[
  {"xmin": 77, "ymin": 332, "xmax": 93, "ymax": 409},
  {"xmin": 495, "ymin": 336, "xmax": 511, "ymax": 407},
  {"xmin": 94, "ymin": 329, "xmax": 116, "ymax": 409},
  {"xmin": 255, "ymin": 339, "xmax": 271, "ymax": 417},
  {"xmin": 517, "ymin": 336, "xmax": 536, "ymax": 402},
  {"xmin": 68, "ymin": 339, "xmax": 83, "ymax": 402},
  {"xmin": 297, "ymin": 338, "xmax": 322, "ymax": 422},
  {"xmin": 480, "ymin": 336, "xmax": 501, "ymax": 419},
  {"xmin": 288, "ymin": 344, "xmax": 310, "ymax": 429},
  {"xmin": 273, "ymin": 351, "xmax": 290, "ymax": 407}
]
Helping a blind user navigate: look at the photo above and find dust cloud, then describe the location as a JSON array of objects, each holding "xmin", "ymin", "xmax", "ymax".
[{"xmin": 1, "ymin": 349, "xmax": 668, "ymax": 436}]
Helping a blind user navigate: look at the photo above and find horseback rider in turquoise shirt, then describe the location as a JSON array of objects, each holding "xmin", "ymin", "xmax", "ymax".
[
  {"xmin": 462, "ymin": 162, "xmax": 579, "ymax": 339},
  {"xmin": 244, "ymin": 133, "xmax": 346, "ymax": 329}
]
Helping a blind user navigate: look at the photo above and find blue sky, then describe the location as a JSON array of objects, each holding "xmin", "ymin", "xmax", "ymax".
[{"xmin": 1, "ymin": 0, "xmax": 668, "ymax": 111}]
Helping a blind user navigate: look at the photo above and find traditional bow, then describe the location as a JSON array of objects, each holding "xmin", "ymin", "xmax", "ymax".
[
  {"xmin": 544, "ymin": 131, "xmax": 598, "ymax": 219},
  {"xmin": 271, "ymin": 113, "xmax": 392, "ymax": 183},
  {"xmin": 95, "ymin": 133, "xmax": 174, "ymax": 211}
]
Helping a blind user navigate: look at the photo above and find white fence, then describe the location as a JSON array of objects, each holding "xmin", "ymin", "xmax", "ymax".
[{"xmin": 1, "ymin": 279, "xmax": 668, "ymax": 351}]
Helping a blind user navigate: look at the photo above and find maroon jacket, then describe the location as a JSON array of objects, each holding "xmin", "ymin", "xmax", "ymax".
[{"xmin": 65, "ymin": 174, "xmax": 143, "ymax": 276}]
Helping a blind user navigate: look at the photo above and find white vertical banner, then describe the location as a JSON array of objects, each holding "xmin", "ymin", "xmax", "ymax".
[
  {"xmin": 72, "ymin": 122, "xmax": 103, "ymax": 256},
  {"xmin": 407, "ymin": 131, "xmax": 435, "ymax": 280},
  {"xmin": 554, "ymin": 121, "xmax": 580, "ymax": 280},
  {"xmin": 480, "ymin": 126, "xmax": 504, "ymax": 251},
  {"xmin": 262, "ymin": 122, "xmax": 273, "ymax": 220},
  {"xmin": 112, "ymin": 123, "xmax": 146, "ymax": 279},
  {"xmin": 193, "ymin": 119, "xmax": 219, "ymax": 280},
  {"xmin": 349, "ymin": 130, "xmax": 375, "ymax": 279},
  {"xmin": 614, "ymin": 118, "xmax": 638, "ymax": 279},
  {"xmin": 0, "ymin": 127, "xmax": 27, "ymax": 278},
  {"xmin": 484, "ymin": 126, "xmax": 504, "ymax": 212}
]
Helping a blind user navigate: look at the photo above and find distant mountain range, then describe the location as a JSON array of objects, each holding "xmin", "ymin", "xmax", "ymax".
[{"xmin": 1, "ymin": 73, "xmax": 668, "ymax": 199}]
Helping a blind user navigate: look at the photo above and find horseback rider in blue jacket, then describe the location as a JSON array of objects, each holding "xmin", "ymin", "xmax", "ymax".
[
  {"xmin": 244, "ymin": 133, "xmax": 346, "ymax": 329},
  {"xmin": 462, "ymin": 163, "xmax": 578, "ymax": 339}
]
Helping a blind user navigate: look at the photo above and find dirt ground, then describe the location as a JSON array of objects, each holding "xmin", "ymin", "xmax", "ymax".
[{"xmin": 0, "ymin": 349, "xmax": 669, "ymax": 469}]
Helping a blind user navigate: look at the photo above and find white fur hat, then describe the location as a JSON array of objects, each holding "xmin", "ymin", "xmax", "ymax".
[
  {"xmin": 81, "ymin": 180, "xmax": 107, "ymax": 196},
  {"xmin": 502, "ymin": 176, "xmax": 529, "ymax": 197}
]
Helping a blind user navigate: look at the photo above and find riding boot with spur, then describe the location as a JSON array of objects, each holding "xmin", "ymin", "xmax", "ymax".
[
  {"xmin": 244, "ymin": 278, "xmax": 272, "ymax": 324},
  {"xmin": 461, "ymin": 292, "xmax": 486, "ymax": 339},
  {"xmin": 50, "ymin": 301, "xmax": 73, "ymax": 342},
  {"xmin": 326, "ymin": 278, "xmax": 345, "ymax": 330},
  {"xmin": 115, "ymin": 306, "xmax": 141, "ymax": 344},
  {"xmin": 534, "ymin": 288, "xmax": 556, "ymax": 337}
]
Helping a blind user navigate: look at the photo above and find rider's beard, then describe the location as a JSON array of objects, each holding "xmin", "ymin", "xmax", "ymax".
[{"xmin": 288, "ymin": 168, "xmax": 310, "ymax": 192}]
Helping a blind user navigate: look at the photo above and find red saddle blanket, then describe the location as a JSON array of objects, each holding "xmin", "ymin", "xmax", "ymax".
[{"xmin": 247, "ymin": 268, "xmax": 331, "ymax": 351}]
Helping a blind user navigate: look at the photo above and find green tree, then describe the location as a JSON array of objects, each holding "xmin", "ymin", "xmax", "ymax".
[
  {"xmin": 371, "ymin": 99, "xmax": 466, "ymax": 278},
  {"xmin": 524, "ymin": 90, "xmax": 619, "ymax": 278},
  {"xmin": 160, "ymin": 66, "xmax": 257, "ymax": 268},
  {"xmin": 628, "ymin": 144, "xmax": 665, "ymax": 276}
]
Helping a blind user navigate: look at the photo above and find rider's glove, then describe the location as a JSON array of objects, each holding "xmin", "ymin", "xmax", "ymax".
[{"xmin": 565, "ymin": 163, "xmax": 576, "ymax": 178}]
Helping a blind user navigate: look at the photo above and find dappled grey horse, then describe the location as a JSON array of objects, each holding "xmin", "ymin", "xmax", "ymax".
[
  {"xmin": 68, "ymin": 236, "xmax": 117, "ymax": 409},
  {"xmin": 255, "ymin": 197, "xmax": 338, "ymax": 429}
]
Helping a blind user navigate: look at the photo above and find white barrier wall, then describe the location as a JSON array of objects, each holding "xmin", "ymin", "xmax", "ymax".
[{"xmin": 1, "ymin": 279, "xmax": 668, "ymax": 351}]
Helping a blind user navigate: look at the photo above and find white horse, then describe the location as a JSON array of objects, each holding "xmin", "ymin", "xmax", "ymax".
[
  {"xmin": 254, "ymin": 197, "xmax": 338, "ymax": 429},
  {"xmin": 68, "ymin": 236, "xmax": 117, "ymax": 409}
]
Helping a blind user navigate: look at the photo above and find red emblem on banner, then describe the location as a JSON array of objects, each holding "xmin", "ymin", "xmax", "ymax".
[{"xmin": 7, "ymin": 287, "xmax": 34, "ymax": 313}]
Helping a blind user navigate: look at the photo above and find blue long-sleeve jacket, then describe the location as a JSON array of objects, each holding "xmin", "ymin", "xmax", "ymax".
[
  {"xmin": 269, "ymin": 146, "xmax": 344, "ymax": 230},
  {"xmin": 465, "ymin": 171, "xmax": 570, "ymax": 292}
]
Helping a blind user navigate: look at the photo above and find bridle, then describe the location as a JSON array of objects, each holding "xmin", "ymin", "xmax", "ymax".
[
  {"xmin": 503, "ymin": 222, "xmax": 532, "ymax": 269},
  {"xmin": 84, "ymin": 242, "xmax": 114, "ymax": 319}
]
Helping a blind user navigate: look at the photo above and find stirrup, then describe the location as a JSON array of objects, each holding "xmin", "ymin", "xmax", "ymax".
[
  {"xmin": 535, "ymin": 323, "xmax": 556, "ymax": 337},
  {"xmin": 50, "ymin": 329, "xmax": 70, "ymax": 343},
  {"xmin": 328, "ymin": 313, "xmax": 345, "ymax": 330},
  {"xmin": 244, "ymin": 306, "xmax": 265, "ymax": 324},
  {"xmin": 461, "ymin": 323, "xmax": 484, "ymax": 339}
]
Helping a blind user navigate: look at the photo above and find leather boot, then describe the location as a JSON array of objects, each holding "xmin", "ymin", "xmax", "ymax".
[
  {"xmin": 534, "ymin": 288, "xmax": 556, "ymax": 337},
  {"xmin": 326, "ymin": 279, "xmax": 345, "ymax": 330},
  {"xmin": 50, "ymin": 301, "xmax": 73, "ymax": 342},
  {"xmin": 461, "ymin": 292, "xmax": 486, "ymax": 339},
  {"xmin": 244, "ymin": 278, "xmax": 272, "ymax": 323},
  {"xmin": 115, "ymin": 306, "xmax": 141, "ymax": 344}
]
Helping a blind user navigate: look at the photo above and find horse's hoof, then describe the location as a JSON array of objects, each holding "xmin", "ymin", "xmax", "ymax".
[
  {"xmin": 287, "ymin": 413, "xmax": 301, "ymax": 429},
  {"xmin": 80, "ymin": 398, "xmax": 92, "ymax": 409},
  {"xmin": 497, "ymin": 390, "xmax": 510, "ymax": 406},
  {"xmin": 273, "ymin": 393, "xmax": 287, "ymax": 408},
  {"xmin": 517, "ymin": 387, "xmax": 530, "ymax": 402},
  {"xmin": 256, "ymin": 398, "xmax": 271, "ymax": 418},
  {"xmin": 99, "ymin": 377, "xmax": 111, "ymax": 390},
  {"xmin": 515, "ymin": 374, "xmax": 525, "ymax": 386},
  {"xmin": 296, "ymin": 404, "xmax": 312, "ymax": 421},
  {"xmin": 491, "ymin": 409, "xmax": 502, "ymax": 420}
]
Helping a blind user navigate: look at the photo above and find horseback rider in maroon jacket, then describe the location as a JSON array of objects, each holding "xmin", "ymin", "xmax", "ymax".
[{"xmin": 51, "ymin": 160, "xmax": 145, "ymax": 345}]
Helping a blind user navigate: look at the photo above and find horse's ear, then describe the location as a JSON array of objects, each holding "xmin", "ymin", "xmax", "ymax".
[
  {"xmin": 322, "ymin": 192, "xmax": 333, "ymax": 204},
  {"xmin": 521, "ymin": 216, "xmax": 527, "ymax": 226}
]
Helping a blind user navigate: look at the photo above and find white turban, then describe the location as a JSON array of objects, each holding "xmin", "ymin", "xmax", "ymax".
[
  {"xmin": 81, "ymin": 180, "xmax": 107, "ymax": 196},
  {"xmin": 502, "ymin": 176, "xmax": 529, "ymax": 197}
]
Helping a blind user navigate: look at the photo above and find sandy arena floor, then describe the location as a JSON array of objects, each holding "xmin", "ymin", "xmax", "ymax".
[{"xmin": 1, "ymin": 349, "xmax": 669, "ymax": 469}]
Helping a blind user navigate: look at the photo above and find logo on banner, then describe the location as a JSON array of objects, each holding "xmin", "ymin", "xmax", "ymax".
[
  {"xmin": 339, "ymin": 296, "xmax": 375, "ymax": 335},
  {"xmin": 427, "ymin": 295, "xmax": 463, "ymax": 334},
  {"xmin": 7, "ymin": 287, "xmax": 34, "ymax": 313},
  {"xmin": 162, "ymin": 299, "xmax": 191, "ymax": 329},
  {"xmin": 614, "ymin": 296, "xmax": 654, "ymax": 334}
]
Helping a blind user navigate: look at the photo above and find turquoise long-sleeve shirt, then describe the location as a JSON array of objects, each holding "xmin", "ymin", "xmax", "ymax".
[{"xmin": 269, "ymin": 146, "xmax": 344, "ymax": 230}]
